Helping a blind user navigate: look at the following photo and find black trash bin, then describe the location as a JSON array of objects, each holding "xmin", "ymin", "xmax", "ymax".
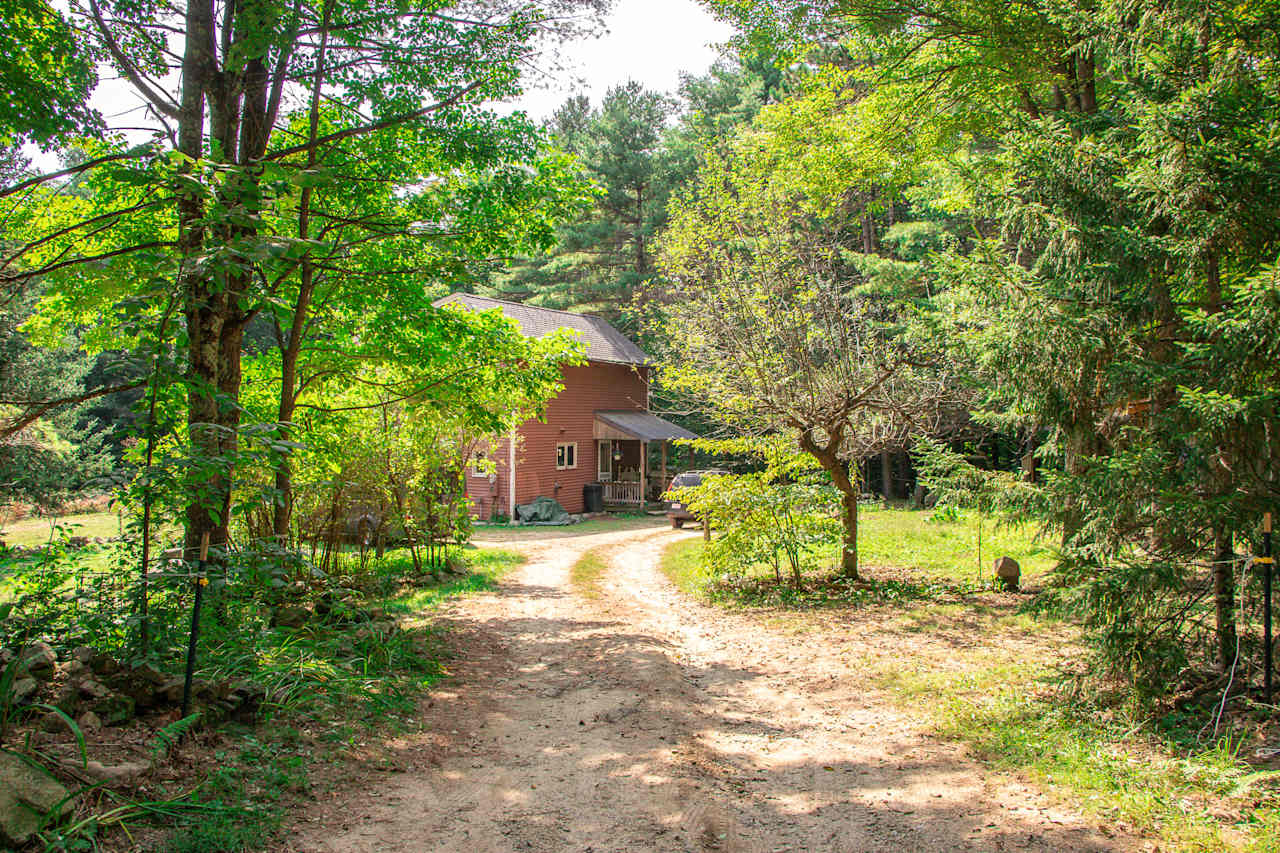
[{"xmin": 583, "ymin": 482, "xmax": 604, "ymax": 513}]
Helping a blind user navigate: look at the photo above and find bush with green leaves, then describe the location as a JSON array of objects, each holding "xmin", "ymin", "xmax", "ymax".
[{"xmin": 675, "ymin": 444, "xmax": 840, "ymax": 587}]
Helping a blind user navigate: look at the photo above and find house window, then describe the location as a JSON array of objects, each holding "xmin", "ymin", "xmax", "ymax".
[
  {"xmin": 471, "ymin": 451, "xmax": 487, "ymax": 477},
  {"xmin": 556, "ymin": 442, "xmax": 577, "ymax": 470}
]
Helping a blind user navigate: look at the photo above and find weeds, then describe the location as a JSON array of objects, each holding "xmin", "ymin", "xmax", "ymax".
[
  {"xmin": 569, "ymin": 549, "xmax": 608, "ymax": 598},
  {"xmin": 0, "ymin": 540, "xmax": 524, "ymax": 851}
]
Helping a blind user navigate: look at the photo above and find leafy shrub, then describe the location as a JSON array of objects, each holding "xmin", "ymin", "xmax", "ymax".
[{"xmin": 675, "ymin": 467, "xmax": 840, "ymax": 587}]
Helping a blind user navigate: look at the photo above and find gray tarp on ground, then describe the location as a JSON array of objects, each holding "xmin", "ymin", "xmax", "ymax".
[{"xmin": 515, "ymin": 495, "xmax": 573, "ymax": 525}]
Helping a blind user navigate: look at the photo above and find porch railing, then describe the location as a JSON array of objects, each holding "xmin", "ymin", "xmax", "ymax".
[{"xmin": 602, "ymin": 480, "xmax": 644, "ymax": 505}]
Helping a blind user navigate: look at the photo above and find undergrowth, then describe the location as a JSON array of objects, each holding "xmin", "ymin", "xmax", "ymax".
[{"xmin": 19, "ymin": 544, "xmax": 524, "ymax": 852}]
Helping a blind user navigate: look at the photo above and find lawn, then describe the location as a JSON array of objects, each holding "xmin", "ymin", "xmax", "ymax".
[
  {"xmin": 660, "ymin": 504, "xmax": 1054, "ymax": 608},
  {"xmin": 857, "ymin": 503, "xmax": 1056, "ymax": 583},
  {"xmin": 2, "ymin": 509, "xmax": 126, "ymax": 547}
]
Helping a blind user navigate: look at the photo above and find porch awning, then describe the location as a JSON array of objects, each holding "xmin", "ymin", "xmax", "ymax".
[{"xmin": 594, "ymin": 410, "xmax": 698, "ymax": 442}]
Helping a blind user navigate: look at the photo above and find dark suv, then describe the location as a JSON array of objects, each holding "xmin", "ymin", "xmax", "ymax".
[{"xmin": 663, "ymin": 469, "xmax": 727, "ymax": 529}]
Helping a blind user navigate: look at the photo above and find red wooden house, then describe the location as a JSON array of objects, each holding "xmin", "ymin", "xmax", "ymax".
[{"xmin": 436, "ymin": 294, "xmax": 697, "ymax": 520}]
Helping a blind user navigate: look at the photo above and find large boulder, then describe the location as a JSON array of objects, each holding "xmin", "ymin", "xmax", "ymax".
[
  {"xmin": 994, "ymin": 556, "xmax": 1021, "ymax": 592},
  {"xmin": 0, "ymin": 752, "xmax": 69, "ymax": 846}
]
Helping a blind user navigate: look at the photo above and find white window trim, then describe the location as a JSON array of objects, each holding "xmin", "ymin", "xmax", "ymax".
[
  {"xmin": 556, "ymin": 442, "xmax": 578, "ymax": 470},
  {"xmin": 470, "ymin": 451, "xmax": 487, "ymax": 477}
]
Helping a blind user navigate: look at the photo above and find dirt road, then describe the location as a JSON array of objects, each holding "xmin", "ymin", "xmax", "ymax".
[{"xmin": 287, "ymin": 524, "xmax": 1131, "ymax": 852}]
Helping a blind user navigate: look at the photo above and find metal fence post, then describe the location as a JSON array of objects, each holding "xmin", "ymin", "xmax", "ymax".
[
  {"xmin": 1265, "ymin": 512, "xmax": 1274, "ymax": 706},
  {"xmin": 181, "ymin": 531, "xmax": 210, "ymax": 720}
]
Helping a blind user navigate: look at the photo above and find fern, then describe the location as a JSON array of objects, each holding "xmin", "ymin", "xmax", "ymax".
[{"xmin": 149, "ymin": 713, "xmax": 202, "ymax": 762}]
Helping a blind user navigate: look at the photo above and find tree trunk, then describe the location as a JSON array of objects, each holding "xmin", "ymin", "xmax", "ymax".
[
  {"xmin": 176, "ymin": 0, "xmax": 214, "ymax": 560},
  {"xmin": 880, "ymin": 450, "xmax": 894, "ymax": 503},
  {"xmin": 271, "ymin": 0, "xmax": 331, "ymax": 541},
  {"xmin": 798, "ymin": 429, "xmax": 860, "ymax": 581}
]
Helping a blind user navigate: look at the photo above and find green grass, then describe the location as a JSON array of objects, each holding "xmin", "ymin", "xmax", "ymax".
[
  {"xmin": 17, "ymin": 544, "xmax": 526, "ymax": 851},
  {"xmin": 570, "ymin": 548, "xmax": 609, "ymax": 598},
  {"xmin": 661, "ymin": 507, "xmax": 1041, "ymax": 609},
  {"xmin": 1, "ymin": 510, "xmax": 126, "ymax": 547},
  {"xmin": 876, "ymin": 661, "xmax": 1280, "ymax": 852},
  {"xmin": 660, "ymin": 537, "xmax": 705, "ymax": 596},
  {"xmin": 857, "ymin": 503, "xmax": 1055, "ymax": 583}
]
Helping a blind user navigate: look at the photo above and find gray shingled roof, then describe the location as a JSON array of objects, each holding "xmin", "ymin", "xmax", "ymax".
[
  {"xmin": 595, "ymin": 410, "xmax": 698, "ymax": 442},
  {"xmin": 435, "ymin": 293, "xmax": 650, "ymax": 365}
]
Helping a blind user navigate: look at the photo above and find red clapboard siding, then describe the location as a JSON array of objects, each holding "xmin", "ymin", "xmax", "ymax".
[{"xmin": 464, "ymin": 361, "xmax": 649, "ymax": 518}]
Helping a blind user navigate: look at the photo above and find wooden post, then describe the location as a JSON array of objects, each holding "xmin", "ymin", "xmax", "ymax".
[
  {"xmin": 660, "ymin": 441, "xmax": 667, "ymax": 493},
  {"xmin": 640, "ymin": 440, "xmax": 648, "ymax": 506},
  {"xmin": 880, "ymin": 450, "xmax": 894, "ymax": 502}
]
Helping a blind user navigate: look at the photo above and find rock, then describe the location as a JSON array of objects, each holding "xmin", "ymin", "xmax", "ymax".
[
  {"xmin": 131, "ymin": 663, "xmax": 167, "ymax": 686},
  {"xmin": 40, "ymin": 712, "xmax": 69, "ymax": 734},
  {"xmin": 20, "ymin": 642, "xmax": 56, "ymax": 679},
  {"xmin": 77, "ymin": 679, "xmax": 111, "ymax": 701},
  {"xmin": 76, "ymin": 711, "xmax": 102, "ymax": 733},
  {"xmin": 71, "ymin": 647, "xmax": 94, "ymax": 666},
  {"xmin": 11, "ymin": 678, "xmax": 38, "ymax": 705},
  {"xmin": 994, "ymin": 556, "xmax": 1021, "ymax": 592},
  {"xmin": 0, "ymin": 752, "xmax": 70, "ymax": 846},
  {"xmin": 83, "ymin": 760, "xmax": 148, "ymax": 785},
  {"xmin": 228, "ymin": 685, "xmax": 265, "ymax": 723},
  {"xmin": 272, "ymin": 605, "xmax": 311, "ymax": 629},
  {"xmin": 50, "ymin": 683, "xmax": 80, "ymax": 715},
  {"xmin": 159, "ymin": 677, "xmax": 186, "ymax": 705},
  {"xmin": 89, "ymin": 651, "xmax": 120, "ymax": 677},
  {"xmin": 65, "ymin": 659, "xmax": 87, "ymax": 680},
  {"xmin": 89, "ymin": 693, "xmax": 135, "ymax": 727}
]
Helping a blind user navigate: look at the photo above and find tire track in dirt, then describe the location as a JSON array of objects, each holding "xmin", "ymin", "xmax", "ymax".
[{"xmin": 282, "ymin": 525, "xmax": 1137, "ymax": 853}]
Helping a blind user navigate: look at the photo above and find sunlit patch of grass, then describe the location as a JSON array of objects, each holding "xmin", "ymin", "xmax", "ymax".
[
  {"xmin": 1, "ymin": 510, "xmax": 129, "ymax": 548},
  {"xmin": 874, "ymin": 653, "xmax": 1280, "ymax": 851},
  {"xmin": 570, "ymin": 548, "xmax": 608, "ymax": 598},
  {"xmin": 659, "ymin": 535, "xmax": 986, "ymax": 610},
  {"xmin": 659, "ymin": 537, "xmax": 704, "ymax": 596}
]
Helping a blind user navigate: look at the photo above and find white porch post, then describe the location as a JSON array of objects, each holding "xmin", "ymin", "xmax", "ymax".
[
  {"xmin": 508, "ymin": 426, "xmax": 517, "ymax": 521},
  {"xmin": 640, "ymin": 440, "xmax": 647, "ymax": 506}
]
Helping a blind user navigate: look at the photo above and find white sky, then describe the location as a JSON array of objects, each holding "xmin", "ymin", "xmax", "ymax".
[
  {"xmin": 517, "ymin": 0, "xmax": 734, "ymax": 117},
  {"xmin": 25, "ymin": 0, "xmax": 731, "ymax": 170}
]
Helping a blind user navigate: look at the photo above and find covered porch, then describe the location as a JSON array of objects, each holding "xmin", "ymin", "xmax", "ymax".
[{"xmin": 593, "ymin": 410, "xmax": 698, "ymax": 508}]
